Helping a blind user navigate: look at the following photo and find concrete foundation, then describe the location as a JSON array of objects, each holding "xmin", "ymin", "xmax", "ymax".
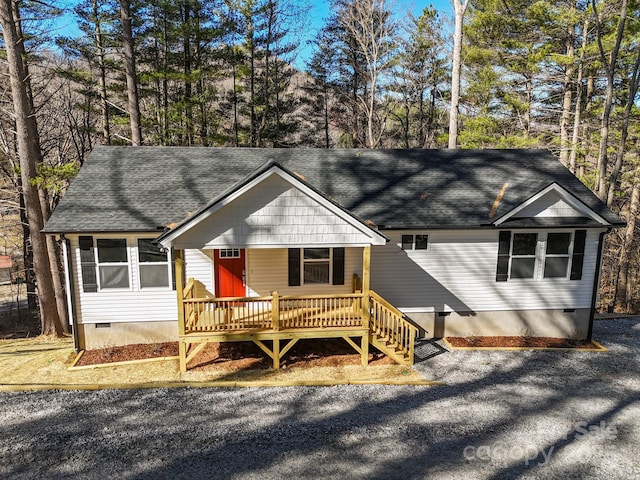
[
  {"xmin": 77, "ymin": 321, "xmax": 178, "ymax": 350},
  {"xmin": 406, "ymin": 308, "xmax": 591, "ymax": 340}
]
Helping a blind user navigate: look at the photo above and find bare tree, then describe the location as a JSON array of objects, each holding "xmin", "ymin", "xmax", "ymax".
[
  {"xmin": 0, "ymin": 0, "xmax": 65, "ymax": 335},
  {"xmin": 339, "ymin": 0, "xmax": 397, "ymax": 149},
  {"xmin": 448, "ymin": 0, "xmax": 470, "ymax": 149},
  {"xmin": 119, "ymin": 0, "xmax": 142, "ymax": 145}
]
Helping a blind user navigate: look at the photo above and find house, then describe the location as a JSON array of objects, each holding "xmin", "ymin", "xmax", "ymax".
[
  {"xmin": 44, "ymin": 147, "xmax": 623, "ymax": 369},
  {"xmin": 0, "ymin": 255, "xmax": 11, "ymax": 285}
]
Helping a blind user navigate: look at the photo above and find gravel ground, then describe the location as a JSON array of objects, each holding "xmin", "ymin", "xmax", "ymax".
[{"xmin": 1, "ymin": 318, "xmax": 639, "ymax": 480}]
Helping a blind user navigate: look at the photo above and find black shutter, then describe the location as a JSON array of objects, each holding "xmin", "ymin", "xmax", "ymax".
[
  {"xmin": 288, "ymin": 248, "xmax": 301, "ymax": 286},
  {"xmin": 332, "ymin": 247, "xmax": 345, "ymax": 285},
  {"xmin": 79, "ymin": 236, "xmax": 98, "ymax": 292},
  {"xmin": 570, "ymin": 230, "xmax": 586, "ymax": 280},
  {"xmin": 496, "ymin": 231, "xmax": 511, "ymax": 282}
]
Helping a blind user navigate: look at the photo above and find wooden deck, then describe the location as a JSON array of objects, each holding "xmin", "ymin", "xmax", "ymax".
[{"xmin": 177, "ymin": 278, "xmax": 418, "ymax": 371}]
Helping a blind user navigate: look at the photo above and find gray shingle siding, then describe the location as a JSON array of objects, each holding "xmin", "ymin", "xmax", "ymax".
[{"xmin": 43, "ymin": 146, "xmax": 622, "ymax": 233}]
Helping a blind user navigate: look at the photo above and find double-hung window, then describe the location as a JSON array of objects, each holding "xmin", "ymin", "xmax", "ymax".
[
  {"xmin": 510, "ymin": 233, "xmax": 538, "ymax": 279},
  {"xmin": 303, "ymin": 248, "xmax": 331, "ymax": 284},
  {"xmin": 138, "ymin": 239, "xmax": 170, "ymax": 288},
  {"xmin": 496, "ymin": 230, "xmax": 586, "ymax": 282},
  {"xmin": 543, "ymin": 233, "xmax": 571, "ymax": 278},
  {"xmin": 96, "ymin": 239, "xmax": 130, "ymax": 289}
]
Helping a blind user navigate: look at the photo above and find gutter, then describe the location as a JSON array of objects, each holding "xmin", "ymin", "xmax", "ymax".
[
  {"xmin": 588, "ymin": 230, "xmax": 609, "ymax": 341},
  {"xmin": 62, "ymin": 235, "xmax": 81, "ymax": 352}
]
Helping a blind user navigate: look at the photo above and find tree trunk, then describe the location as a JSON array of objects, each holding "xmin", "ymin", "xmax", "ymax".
[
  {"xmin": 569, "ymin": 18, "xmax": 589, "ymax": 174},
  {"xmin": 0, "ymin": 0, "xmax": 63, "ymax": 335},
  {"xmin": 119, "ymin": 0, "xmax": 142, "ymax": 146},
  {"xmin": 617, "ymin": 163, "xmax": 639, "ymax": 312},
  {"xmin": 448, "ymin": 0, "xmax": 468, "ymax": 149},
  {"xmin": 579, "ymin": 74, "xmax": 594, "ymax": 179},
  {"xmin": 559, "ymin": 3, "xmax": 576, "ymax": 166},
  {"xmin": 93, "ymin": 0, "xmax": 111, "ymax": 145},
  {"xmin": 592, "ymin": 0, "xmax": 628, "ymax": 201},
  {"xmin": 607, "ymin": 45, "xmax": 640, "ymax": 207}
]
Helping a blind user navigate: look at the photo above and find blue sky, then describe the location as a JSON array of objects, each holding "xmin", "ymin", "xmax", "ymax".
[{"xmin": 52, "ymin": 1, "xmax": 454, "ymax": 68}]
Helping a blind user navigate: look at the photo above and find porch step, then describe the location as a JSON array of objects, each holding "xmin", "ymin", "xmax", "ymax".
[{"xmin": 369, "ymin": 333, "xmax": 412, "ymax": 365}]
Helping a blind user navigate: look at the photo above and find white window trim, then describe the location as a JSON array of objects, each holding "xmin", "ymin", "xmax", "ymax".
[
  {"xmin": 400, "ymin": 233, "xmax": 430, "ymax": 251},
  {"xmin": 137, "ymin": 238, "xmax": 172, "ymax": 289},
  {"xmin": 508, "ymin": 231, "xmax": 575, "ymax": 281},
  {"xmin": 301, "ymin": 248, "xmax": 332, "ymax": 285},
  {"xmin": 95, "ymin": 237, "xmax": 132, "ymax": 291},
  {"xmin": 219, "ymin": 248, "xmax": 241, "ymax": 259}
]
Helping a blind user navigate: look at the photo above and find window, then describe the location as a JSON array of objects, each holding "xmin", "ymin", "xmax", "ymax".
[
  {"xmin": 510, "ymin": 233, "xmax": 537, "ymax": 279},
  {"xmin": 401, "ymin": 234, "xmax": 428, "ymax": 250},
  {"xmin": 219, "ymin": 248, "xmax": 240, "ymax": 259},
  {"xmin": 288, "ymin": 248, "xmax": 344, "ymax": 286},
  {"xmin": 303, "ymin": 248, "xmax": 330, "ymax": 284},
  {"xmin": 138, "ymin": 239, "xmax": 170, "ymax": 288},
  {"xmin": 544, "ymin": 233, "xmax": 571, "ymax": 278},
  {"xmin": 496, "ymin": 230, "xmax": 586, "ymax": 282},
  {"xmin": 96, "ymin": 238, "xmax": 130, "ymax": 289}
]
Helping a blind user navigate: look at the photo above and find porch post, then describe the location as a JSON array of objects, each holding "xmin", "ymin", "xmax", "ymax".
[
  {"xmin": 175, "ymin": 249, "xmax": 187, "ymax": 372},
  {"xmin": 362, "ymin": 246, "xmax": 371, "ymax": 366}
]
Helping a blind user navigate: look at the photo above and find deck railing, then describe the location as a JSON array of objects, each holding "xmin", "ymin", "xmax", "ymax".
[
  {"xmin": 369, "ymin": 290, "xmax": 418, "ymax": 359},
  {"xmin": 180, "ymin": 278, "xmax": 417, "ymax": 363},
  {"xmin": 182, "ymin": 279, "xmax": 366, "ymax": 333}
]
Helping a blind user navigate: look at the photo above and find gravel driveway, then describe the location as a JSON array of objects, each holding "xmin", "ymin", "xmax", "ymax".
[{"xmin": 1, "ymin": 318, "xmax": 639, "ymax": 480}]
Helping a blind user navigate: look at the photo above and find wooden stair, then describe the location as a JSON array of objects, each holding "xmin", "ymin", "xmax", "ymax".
[{"xmin": 368, "ymin": 291, "xmax": 418, "ymax": 365}]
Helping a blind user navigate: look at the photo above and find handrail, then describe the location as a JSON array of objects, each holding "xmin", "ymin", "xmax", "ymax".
[
  {"xmin": 178, "ymin": 288, "xmax": 415, "ymax": 363},
  {"xmin": 369, "ymin": 290, "xmax": 418, "ymax": 362}
]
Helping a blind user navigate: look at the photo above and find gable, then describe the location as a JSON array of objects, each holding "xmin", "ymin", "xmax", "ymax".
[
  {"xmin": 159, "ymin": 167, "xmax": 387, "ymax": 249},
  {"xmin": 493, "ymin": 183, "xmax": 609, "ymax": 227}
]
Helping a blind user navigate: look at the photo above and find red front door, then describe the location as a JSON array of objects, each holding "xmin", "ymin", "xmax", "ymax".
[{"xmin": 214, "ymin": 249, "xmax": 246, "ymax": 298}]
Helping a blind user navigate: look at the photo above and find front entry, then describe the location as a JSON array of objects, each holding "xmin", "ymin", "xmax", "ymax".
[{"xmin": 214, "ymin": 249, "xmax": 246, "ymax": 297}]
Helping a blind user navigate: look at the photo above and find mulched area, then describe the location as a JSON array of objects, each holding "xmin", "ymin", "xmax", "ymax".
[
  {"xmin": 446, "ymin": 336, "xmax": 602, "ymax": 349},
  {"xmin": 76, "ymin": 338, "xmax": 395, "ymax": 369},
  {"xmin": 77, "ymin": 342, "xmax": 179, "ymax": 366}
]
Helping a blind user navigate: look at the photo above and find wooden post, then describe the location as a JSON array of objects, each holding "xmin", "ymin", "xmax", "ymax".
[
  {"xmin": 175, "ymin": 249, "xmax": 187, "ymax": 372},
  {"xmin": 273, "ymin": 338, "xmax": 280, "ymax": 369},
  {"xmin": 361, "ymin": 333, "xmax": 369, "ymax": 366},
  {"xmin": 272, "ymin": 291, "xmax": 280, "ymax": 331},
  {"xmin": 362, "ymin": 246, "xmax": 371, "ymax": 329}
]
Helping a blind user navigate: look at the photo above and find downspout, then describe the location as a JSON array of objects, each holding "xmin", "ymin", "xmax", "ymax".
[
  {"xmin": 588, "ymin": 230, "xmax": 609, "ymax": 341},
  {"xmin": 61, "ymin": 235, "xmax": 80, "ymax": 352}
]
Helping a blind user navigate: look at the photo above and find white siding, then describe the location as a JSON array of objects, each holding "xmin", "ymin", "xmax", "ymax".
[
  {"xmin": 69, "ymin": 234, "xmax": 177, "ymax": 324},
  {"xmin": 246, "ymin": 247, "xmax": 362, "ymax": 297},
  {"xmin": 371, "ymin": 229, "xmax": 603, "ymax": 312},
  {"xmin": 516, "ymin": 190, "xmax": 583, "ymax": 218},
  {"xmin": 184, "ymin": 249, "xmax": 214, "ymax": 293},
  {"xmin": 173, "ymin": 174, "xmax": 378, "ymax": 249}
]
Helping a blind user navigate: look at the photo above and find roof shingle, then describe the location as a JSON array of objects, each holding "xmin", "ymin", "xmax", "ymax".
[{"xmin": 44, "ymin": 147, "xmax": 622, "ymax": 233}]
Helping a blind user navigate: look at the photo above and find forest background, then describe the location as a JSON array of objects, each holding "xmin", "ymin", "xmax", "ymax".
[{"xmin": 0, "ymin": 0, "xmax": 638, "ymax": 335}]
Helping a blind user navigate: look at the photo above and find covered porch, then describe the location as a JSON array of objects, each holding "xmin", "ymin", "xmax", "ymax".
[
  {"xmin": 174, "ymin": 250, "xmax": 417, "ymax": 371},
  {"xmin": 157, "ymin": 160, "xmax": 418, "ymax": 371}
]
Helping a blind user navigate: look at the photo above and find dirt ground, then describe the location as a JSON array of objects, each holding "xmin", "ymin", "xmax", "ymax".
[
  {"xmin": 77, "ymin": 338, "xmax": 395, "ymax": 371},
  {"xmin": 446, "ymin": 335, "xmax": 602, "ymax": 349}
]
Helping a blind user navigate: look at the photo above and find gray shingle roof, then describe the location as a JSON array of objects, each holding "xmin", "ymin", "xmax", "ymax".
[{"xmin": 43, "ymin": 146, "xmax": 622, "ymax": 233}]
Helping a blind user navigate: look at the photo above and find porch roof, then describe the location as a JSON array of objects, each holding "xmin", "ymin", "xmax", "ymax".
[
  {"xmin": 156, "ymin": 160, "xmax": 388, "ymax": 249},
  {"xmin": 44, "ymin": 147, "xmax": 623, "ymax": 234}
]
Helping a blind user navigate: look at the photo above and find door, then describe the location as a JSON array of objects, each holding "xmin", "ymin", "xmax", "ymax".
[{"xmin": 214, "ymin": 248, "xmax": 246, "ymax": 298}]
